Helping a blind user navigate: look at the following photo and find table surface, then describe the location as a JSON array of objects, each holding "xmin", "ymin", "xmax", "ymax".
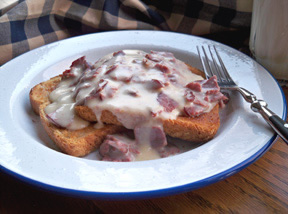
[{"xmin": 1, "ymin": 87, "xmax": 288, "ymax": 213}]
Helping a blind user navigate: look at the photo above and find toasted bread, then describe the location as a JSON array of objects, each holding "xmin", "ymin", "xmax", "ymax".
[
  {"xmin": 75, "ymin": 99, "xmax": 219, "ymax": 142},
  {"xmin": 30, "ymin": 77, "xmax": 124, "ymax": 157},
  {"xmin": 74, "ymin": 65, "xmax": 220, "ymax": 142},
  {"xmin": 30, "ymin": 52, "xmax": 222, "ymax": 158},
  {"xmin": 29, "ymin": 76, "xmax": 61, "ymax": 115}
]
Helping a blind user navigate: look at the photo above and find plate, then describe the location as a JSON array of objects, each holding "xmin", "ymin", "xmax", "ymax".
[{"xmin": 0, "ymin": 31, "xmax": 286, "ymax": 200}]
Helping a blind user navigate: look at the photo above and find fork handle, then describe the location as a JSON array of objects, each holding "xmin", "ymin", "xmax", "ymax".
[
  {"xmin": 239, "ymin": 87, "xmax": 288, "ymax": 144},
  {"xmin": 253, "ymin": 103, "xmax": 288, "ymax": 144},
  {"xmin": 269, "ymin": 115, "xmax": 288, "ymax": 141}
]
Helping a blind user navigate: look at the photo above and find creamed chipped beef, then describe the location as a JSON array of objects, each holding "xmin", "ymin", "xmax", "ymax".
[{"xmin": 44, "ymin": 50, "xmax": 227, "ymax": 161}]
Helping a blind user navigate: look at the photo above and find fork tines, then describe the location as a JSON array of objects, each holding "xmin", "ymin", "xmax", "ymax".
[{"xmin": 197, "ymin": 45, "xmax": 236, "ymax": 87}]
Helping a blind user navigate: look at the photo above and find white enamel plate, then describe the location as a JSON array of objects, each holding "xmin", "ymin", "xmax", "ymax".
[{"xmin": 0, "ymin": 31, "xmax": 286, "ymax": 199}]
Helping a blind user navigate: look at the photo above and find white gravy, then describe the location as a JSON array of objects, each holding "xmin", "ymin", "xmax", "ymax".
[{"xmin": 44, "ymin": 50, "xmax": 222, "ymax": 161}]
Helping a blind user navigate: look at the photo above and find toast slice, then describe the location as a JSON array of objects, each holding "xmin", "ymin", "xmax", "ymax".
[
  {"xmin": 30, "ymin": 76, "xmax": 62, "ymax": 115},
  {"xmin": 30, "ymin": 77, "xmax": 124, "ymax": 157},
  {"xmin": 74, "ymin": 64, "xmax": 220, "ymax": 142},
  {"xmin": 30, "ymin": 51, "xmax": 224, "ymax": 158},
  {"xmin": 75, "ymin": 98, "xmax": 219, "ymax": 142}
]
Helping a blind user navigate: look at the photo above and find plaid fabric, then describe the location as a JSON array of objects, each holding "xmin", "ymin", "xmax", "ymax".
[{"xmin": 0, "ymin": 0, "xmax": 252, "ymax": 65}]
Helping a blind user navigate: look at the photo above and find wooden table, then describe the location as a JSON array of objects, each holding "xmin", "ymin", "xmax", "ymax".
[{"xmin": 1, "ymin": 88, "xmax": 288, "ymax": 213}]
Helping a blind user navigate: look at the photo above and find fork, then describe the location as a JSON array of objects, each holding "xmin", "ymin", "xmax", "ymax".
[{"xmin": 197, "ymin": 45, "xmax": 288, "ymax": 144}]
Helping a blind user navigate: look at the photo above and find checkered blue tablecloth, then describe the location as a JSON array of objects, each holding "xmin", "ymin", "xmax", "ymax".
[{"xmin": 0, "ymin": 0, "xmax": 252, "ymax": 65}]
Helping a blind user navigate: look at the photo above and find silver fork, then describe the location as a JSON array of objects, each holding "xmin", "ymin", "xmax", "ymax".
[{"xmin": 197, "ymin": 45, "xmax": 288, "ymax": 144}]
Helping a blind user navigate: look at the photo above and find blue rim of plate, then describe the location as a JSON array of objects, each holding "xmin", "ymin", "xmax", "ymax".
[
  {"xmin": 0, "ymin": 132, "xmax": 281, "ymax": 200},
  {"xmin": 0, "ymin": 31, "xmax": 286, "ymax": 200}
]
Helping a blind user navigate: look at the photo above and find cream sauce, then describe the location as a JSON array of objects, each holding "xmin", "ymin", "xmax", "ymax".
[{"xmin": 44, "ymin": 50, "xmax": 222, "ymax": 161}]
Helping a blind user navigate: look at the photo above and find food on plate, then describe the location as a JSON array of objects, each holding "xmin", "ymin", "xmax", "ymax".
[
  {"xmin": 30, "ymin": 50, "xmax": 227, "ymax": 161},
  {"xmin": 30, "ymin": 76, "xmax": 125, "ymax": 157}
]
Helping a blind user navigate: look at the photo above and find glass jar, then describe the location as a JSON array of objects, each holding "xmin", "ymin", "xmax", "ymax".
[{"xmin": 249, "ymin": 0, "xmax": 288, "ymax": 80}]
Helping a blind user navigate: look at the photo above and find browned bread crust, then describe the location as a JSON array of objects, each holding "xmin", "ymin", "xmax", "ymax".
[
  {"xmin": 39, "ymin": 104, "xmax": 124, "ymax": 156},
  {"xmin": 186, "ymin": 66, "xmax": 206, "ymax": 78},
  {"xmin": 163, "ymin": 105, "xmax": 219, "ymax": 142},
  {"xmin": 29, "ymin": 76, "xmax": 61, "ymax": 115},
  {"xmin": 75, "ymin": 104, "xmax": 219, "ymax": 142},
  {"xmin": 30, "ymin": 77, "xmax": 124, "ymax": 157},
  {"xmin": 74, "ymin": 65, "xmax": 220, "ymax": 142}
]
